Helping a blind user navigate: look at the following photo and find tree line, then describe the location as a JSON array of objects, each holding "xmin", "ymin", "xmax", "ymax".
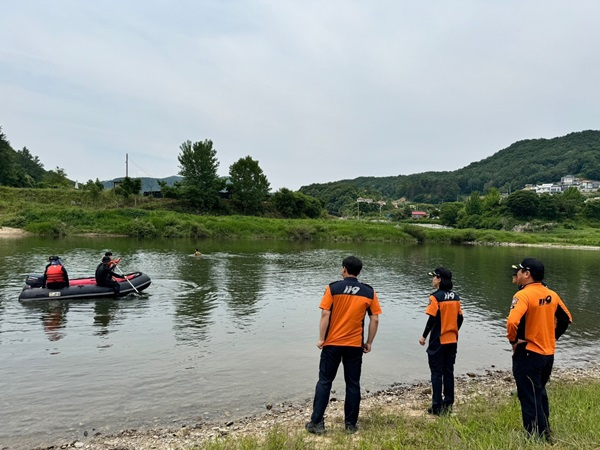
[
  {"xmin": 300, "ymin": 130, "xmax": 600, "ymax": 212},
  {"xmin": 0, "ymin": 127, "xmax": 323, "ymax": 218}
]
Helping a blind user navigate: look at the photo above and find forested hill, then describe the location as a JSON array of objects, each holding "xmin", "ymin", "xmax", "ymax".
[{"xmin": 299, "ymin": 130, "xmax": 600, "ymax": 207}]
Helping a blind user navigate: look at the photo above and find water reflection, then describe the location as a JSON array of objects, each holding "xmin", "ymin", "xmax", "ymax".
[
  {"xmin": 93, "ymin": 299, "xmax": 121, "ymax": 335},
  {"xmin": 173, "ymin": 253, "xmax": 219, "ymax": 343},
  {"xmin": 218, "ymin": 253, "xmax": 265, "ymax": 322},
  {"xmin": 42, "ymin": 301, "xmax": 68, "ymax": 342}
]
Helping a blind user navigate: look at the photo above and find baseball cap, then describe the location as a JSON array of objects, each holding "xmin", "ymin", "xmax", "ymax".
[
  {"xmin": 102, "ymin": 256, "xmax": 111, "ymax": 263},
  {"xmin": 428, "ymin": 267, "xmax": 452, "ymax": 279},
  {"xmin": 514, "ymin": 258, "xmax": 545, "ymax": 280}
]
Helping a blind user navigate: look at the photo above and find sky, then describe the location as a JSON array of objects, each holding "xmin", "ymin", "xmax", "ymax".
[{"xmin": 1, "ymin": 1, "xmax": 599, "ymax": 191}]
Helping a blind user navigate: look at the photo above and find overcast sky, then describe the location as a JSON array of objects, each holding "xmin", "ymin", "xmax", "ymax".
[{"xmin": 1, "ymin": 1, "xmax": 599, "ymax": 190}]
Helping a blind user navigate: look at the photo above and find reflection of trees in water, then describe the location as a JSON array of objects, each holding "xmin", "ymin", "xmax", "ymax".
[
  {"xmin": 173, "ymin": 252, "xmax": 267, "ymax": 344},
  {"xmin": 173, "ymin": 255, "xmax": 219, "ymax": 344},
  {"xmin": 217, "ymin": 254, "xmax": 265, "ymax": 324},
  {"xmin": 41, "ymin": 301, "xmax": 69, "ymax": 341}
]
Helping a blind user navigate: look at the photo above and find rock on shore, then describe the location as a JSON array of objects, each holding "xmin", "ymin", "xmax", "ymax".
[{"xmin": 33, "ymin": 365, "xmax": 599, "ymax": 450}]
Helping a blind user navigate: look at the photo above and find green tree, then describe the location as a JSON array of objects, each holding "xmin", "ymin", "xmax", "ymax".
[
  {"xmin": 0, "ymin": 126, "xmax": 19, "ymax": 186},
  {"xmin": 158, "ymin": 180, "xmax": 182, "ymax": 199},
  {"xmin": 556, "ymin": 187, "xmax": 585, "ymax": 219},
  {"xmin": 39, "ymin": 167, "xmax": 71, "ymax": 189},
  {"xmin": 505, "ymin": 190, "xmax": 540, "ymax": 218},
  {"xmin": 483, "ymin": 188, "xmax": 501, "ymax": 210},
  {"xmin": 440, "ymin": 202, "xmax": 463, "ymax": 227},
  {"xmin": 118, "ymin": 177, "xmax": 142, "ymax": 197},
  {"xmin": 584, "ymin": 199, "xmax": 600, "ymax": 220},
  {"xmin": 15, "ymin": 147, "xmax": 45, "ymax": 184},
  {"xmin": 271, "ymin": 188, "xmax": 323, "ymax": 218},
  {"xmin": 537, "ymin": 193, "xmax": 559, "ymax": 220},
  {"xmin": 178, "ymin": 139, "xmax": 223, "ymax": 211},
  {"xmin": 465, "ymin": 191, "xmax": 483, "ymax": 216},
  {"xmin": 229, "ymin": 156, "xmax": 270, "ymax": 215}
]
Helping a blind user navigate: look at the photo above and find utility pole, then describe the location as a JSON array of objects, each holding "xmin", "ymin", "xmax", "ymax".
[{"xmin": 126, "ymin": 153, "xmax": 129, "ymax": 178}]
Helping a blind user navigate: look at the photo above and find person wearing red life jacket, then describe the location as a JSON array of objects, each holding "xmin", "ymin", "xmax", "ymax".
[{"xmin": 42, "ymin": 256, "xmax": 69, "ymax": 289}]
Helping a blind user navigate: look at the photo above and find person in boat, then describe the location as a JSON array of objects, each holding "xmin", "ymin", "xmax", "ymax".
[
  {"xmin": 42, "ymin": 255, "xmax": 70, "ymax": 290},
  {"xmin": 194, "ymin": 248, "xmax": 202, "ymax": 257},
  {"xmin": 95, "ymin": 255, "xmax": 126, "ymax": 296},
  {"xmin": 104, "ymin": 251, "xmax": 121, "ymax": 268}
]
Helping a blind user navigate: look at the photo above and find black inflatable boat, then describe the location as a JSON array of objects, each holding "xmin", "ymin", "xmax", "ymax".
[{"xmin": 18, "ymin": 272, "xmax": 152, "ymax": 302}]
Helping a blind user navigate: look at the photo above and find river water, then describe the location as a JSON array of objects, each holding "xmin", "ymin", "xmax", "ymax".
[{"xmin": 1, "ymin": 236, "xmax": 598, "ymax": 448}]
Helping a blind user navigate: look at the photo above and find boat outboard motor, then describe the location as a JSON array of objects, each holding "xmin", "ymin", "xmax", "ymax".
[{"xmin": 25, "ymin": 274, "xmax": 44, "ymax": 288}]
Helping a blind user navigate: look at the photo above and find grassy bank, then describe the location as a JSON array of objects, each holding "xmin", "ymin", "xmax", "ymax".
[
  {"xmin": 199, "ymin": 378, "xmax": 600, "ymax": 450},
  {"xmin": 3, "ymin": 187, "xmax": 600, "ymax": 246}
]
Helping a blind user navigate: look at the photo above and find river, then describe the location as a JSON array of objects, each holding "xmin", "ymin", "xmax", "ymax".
[{"xmin": 0, "ymin": 236, "xmax": 598, "ymax": 449}]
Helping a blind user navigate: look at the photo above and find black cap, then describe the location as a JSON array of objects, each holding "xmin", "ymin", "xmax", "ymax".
[
  {"xmin": 511, "ymin": 265, "xmax": 519, "ymax": 276},
  {"xmin": 102, "ymin": 256, "xmax": 111, "ymax": 263},
  {"xmin": 514, "ymin": 258, "xmax": 545, "ymax": 281},
  {"xmin": 428, "ymin": 267, "xmax": 452, "ymax": 279},
  {"xmin": 105, "ymin": 252, "xmax": 113, "ymax": 257}
]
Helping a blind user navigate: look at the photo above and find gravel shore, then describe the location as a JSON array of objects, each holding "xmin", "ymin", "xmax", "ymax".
[{"xmin": 30, "ymin": 364, "xmax": 599, "ymax": 450}]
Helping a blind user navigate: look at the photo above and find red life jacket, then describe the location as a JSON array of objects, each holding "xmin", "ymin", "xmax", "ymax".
[{"xmin": 46, "ymin": 264, "xmax": 66, "ymax": 284}]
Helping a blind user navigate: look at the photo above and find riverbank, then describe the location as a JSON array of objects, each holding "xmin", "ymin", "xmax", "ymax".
[
  {"xmin": 35, "ymin": 364, "xmax": 600, "ymax": 450},
  {"xmin": 0, "ymin": 226, "xmax": 32, "ymax": 238}
]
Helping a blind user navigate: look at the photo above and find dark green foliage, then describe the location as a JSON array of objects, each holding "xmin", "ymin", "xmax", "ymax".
[
  {"xmin": 537, "ymin": 193, "xmax": 559, "ymax": 220},
  {"xmin": 178, "ymin": 139, "xmax": 223, "ymax": 212},
  {"xmin": 300, "ymin": 130, "xmax": 600, "ymax": 212},
  {"xmin": 440, "ymin": 202, "xmax": 463, "ymax": 226},
  {"xmin": 402, "ymin": 224, "xmax": 426, "ymax": 243},
  {"xmin": 556, "ymin": 187, "xmax": 585, "ymax": 219},
  {"xmin": 158, "ymin": 180, "xmax": 182, "ymax": 199},
  {"xmin": 38, "ymin": 167, "xmax": 71, "ymax": 189},
  {"xmin": 229, "ymin": 156, "xmax": 270, "ymax": 215},
  {"xmin": 118, "ymin": 177, "xmax": 142, "ymax": 197},
  {"xmin": 584, "ymin": 199, "xmax": 600, "ymax": 219},
  {"xmin": 271, "ymin": 188, "xmax": 324, "ymax": 218},
  {"xmin": 505, "ymin": 190, "xmax": 540, "ymax": 218}
]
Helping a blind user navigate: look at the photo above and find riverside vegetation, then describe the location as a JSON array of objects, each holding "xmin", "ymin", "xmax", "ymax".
[{"xmin": 3, "ymin": 186, "xmax": 600, "ymax": 247}]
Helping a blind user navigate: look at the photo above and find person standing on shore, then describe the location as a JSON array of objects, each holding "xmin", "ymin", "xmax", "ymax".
[
  {"xmin": 419, "ymin": 267, "xmax": 463, "ymax": 415},
  {"xmin": 306, "ymin": 256, "xmax": 381, "ymax": 434},
  {"xmin": 507, "ymin": 258, "xmax": 572, "ymax": 441}
]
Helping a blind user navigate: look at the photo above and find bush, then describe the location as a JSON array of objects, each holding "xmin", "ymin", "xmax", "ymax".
[
  {"xmin": 402, "ymin": 224, "xmax": 426, "ymax": 243},
  {"xmin": 450, "ymin": 230, "xmax": 477, "ymax": 244},
  {"xmin": 287, "ymin": 225, "xmax": 317, "ymax": 240},
  {"xmin": 125, "ymin": 219, "xmax": 159, "ymax": 238},
  {"xmin": 25, "ymin": 220, "xmax": 69, "ymax": 237}
]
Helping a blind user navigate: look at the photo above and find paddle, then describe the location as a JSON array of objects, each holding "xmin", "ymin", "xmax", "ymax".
[{"xmin": 114, "ymin": 263, "xmax": 140, "ymax": 295}]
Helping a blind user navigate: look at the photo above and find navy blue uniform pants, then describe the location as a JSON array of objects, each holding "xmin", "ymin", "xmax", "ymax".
[
  {"xmin": 512, "ymin": 349, "xmax": 554, "ymax": 437},
  {"xmin": 427, "ymin": 343, "xmax": 457, "ymax": 411},
  {"xmin": 311, "ymin": 345, "xmax": 363, "ymax": 426}
]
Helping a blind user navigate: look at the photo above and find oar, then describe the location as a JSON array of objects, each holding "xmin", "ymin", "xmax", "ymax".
[{"xmin": 114, "ymin": 264, "xmax": 140, "ymax": 295}]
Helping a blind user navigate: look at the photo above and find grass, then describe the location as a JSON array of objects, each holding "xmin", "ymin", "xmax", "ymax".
[
  {"xmin": 195, "ymin": 379, "xmax": 600, "ymax": 450},
  {"xmin": 3, "ymin": 186, "xmax": 600, "ymax": 246}
]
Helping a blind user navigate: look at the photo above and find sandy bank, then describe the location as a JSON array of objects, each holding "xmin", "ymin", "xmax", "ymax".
[{"xmin": 0, "ymin": 226, "xmax": 32, "ymax": 238}]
